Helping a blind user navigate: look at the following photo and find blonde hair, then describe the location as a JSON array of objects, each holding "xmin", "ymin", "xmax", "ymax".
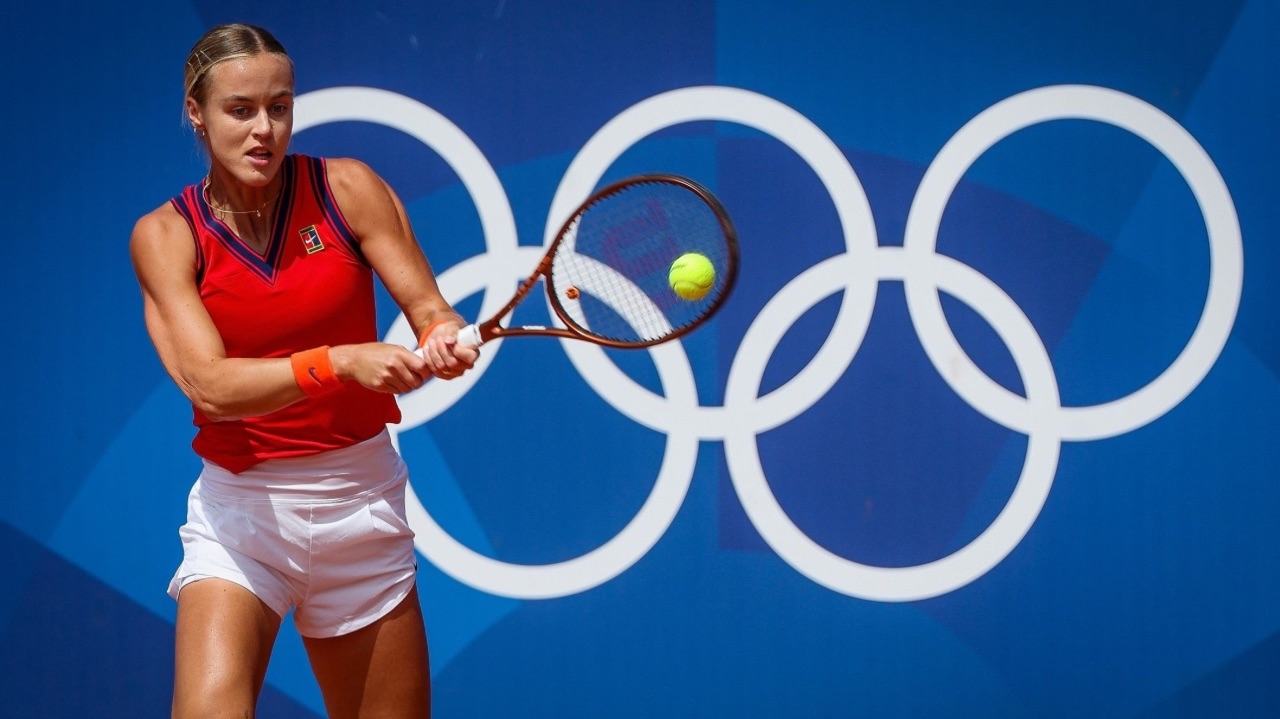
[{"xmin": 183, "ymin": 24, "xmax": 292, "ymax": 109}]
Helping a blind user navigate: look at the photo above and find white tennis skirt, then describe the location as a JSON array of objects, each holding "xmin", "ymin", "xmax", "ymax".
[{"xmin": 167, "ymin": 429, "xmax": 419, "ymax": 638}]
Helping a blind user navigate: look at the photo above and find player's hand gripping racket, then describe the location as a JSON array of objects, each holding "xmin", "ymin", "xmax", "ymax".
[{"xmin": 456, "ymin": 174, "xmax": 739, "ymax": 349}]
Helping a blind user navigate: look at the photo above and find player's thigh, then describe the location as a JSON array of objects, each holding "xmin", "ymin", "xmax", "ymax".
[
  {"xmin": 303, "ymin": 586, "xmax": 431, "ymax": 719},
  {"xmin": 173, "ymin": 578, "xmax": 282, "ymax": 719}
]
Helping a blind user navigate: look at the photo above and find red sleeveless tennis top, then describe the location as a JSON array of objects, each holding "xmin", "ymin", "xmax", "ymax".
[{"xmin": 171, "ymin": 155, "xmax": 401, "ymax": 473}]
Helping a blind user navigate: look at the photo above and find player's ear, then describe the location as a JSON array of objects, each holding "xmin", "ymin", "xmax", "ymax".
[{"xmin": 186, "ymin": 96, "xmax": 206, "ymax": 136}]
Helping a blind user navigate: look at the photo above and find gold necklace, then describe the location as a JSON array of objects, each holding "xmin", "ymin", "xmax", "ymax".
[{"xmin": 202, "ymin": 179, "xmax": 280, "ymax": 218}]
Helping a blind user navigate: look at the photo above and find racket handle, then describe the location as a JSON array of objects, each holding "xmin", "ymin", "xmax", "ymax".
[{"xmin": 456, "ymin": 323, "xmax": 483, "ymax": 348}]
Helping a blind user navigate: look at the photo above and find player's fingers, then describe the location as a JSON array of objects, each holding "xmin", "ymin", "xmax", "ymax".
[
  {"xmin": 388, "ymin": 370, "xmax": 423, "ymax": 394},
  {"xmin": 436, "ymin": 335, "xmax": 476, "ymax": 369},
  {"xmin": 402, "ymin": 347, "xmax": 433, "ymax": 381},
  {"xmin": 451, "ymin": 345, "xmax": 480, "ymax": 367},
  {"xmin": 403, "ymin": 351, "xmax": 436, "ymax": 387},
  {"xmin": 423, "ymin": 346, "xmax": 455, "ymax": 375},
  {"xmin": 436, "ymin": 357, "xmax": 472, "ymax": 378}
]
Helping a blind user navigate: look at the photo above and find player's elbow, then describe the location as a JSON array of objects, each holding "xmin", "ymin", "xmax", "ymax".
[
  {"xmin": 183, "ymin": 382, "xmax": 244, "ymax": 423},
  {"xmin": 197, "ymin": 403, "xmax": 244, "ymax": 423}
]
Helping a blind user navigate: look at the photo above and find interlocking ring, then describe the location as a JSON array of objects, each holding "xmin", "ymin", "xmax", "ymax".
[{"xmin": 296, "ymin": 84, "xmax": 1241, "ymax": 601}]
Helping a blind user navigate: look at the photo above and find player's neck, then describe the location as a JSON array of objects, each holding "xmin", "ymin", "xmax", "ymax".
[{"xmin": 203, "ymin": 172, "xmax": 282, "ymax": 219}]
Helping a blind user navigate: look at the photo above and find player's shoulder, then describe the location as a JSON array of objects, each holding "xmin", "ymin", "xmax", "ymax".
[
  {"xmin": 130, "ymin": 199, "xmax": 194, "ymax": 260},
  {"xmin": 321, "ymin": 156, "xmax": 382, "ymax": 192},
  {"xmin": 132, "ymin": 200, "xmax": 187, "ymax": 240},
  {"xmin": 319, "ymin": 156, "xmax": 398, "ymax": 227}
]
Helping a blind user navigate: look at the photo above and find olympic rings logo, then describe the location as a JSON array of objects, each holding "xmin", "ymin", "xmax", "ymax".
[{"xmin": 295, "ymin": 85, "xmax": 1242, "ymax": 602}]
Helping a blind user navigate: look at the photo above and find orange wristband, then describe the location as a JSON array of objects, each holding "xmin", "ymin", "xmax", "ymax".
[
  {"xmin": 417, "ymin": 319, "xmax": 454, "ymax": 348},
  {"xmin": 290, "ymin": 346, "xmax": 341, "ymax": 397}
]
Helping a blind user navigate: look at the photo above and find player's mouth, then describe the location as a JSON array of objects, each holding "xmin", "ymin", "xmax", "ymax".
[{"xmin": 246, "ymin": 148, "xmax": 274, "ymax": 167}]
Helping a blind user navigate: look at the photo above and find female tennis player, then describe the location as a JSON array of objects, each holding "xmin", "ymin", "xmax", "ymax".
[{"xmin": 130, "ymin": 23, "xmax": 472, "ymax": 719}]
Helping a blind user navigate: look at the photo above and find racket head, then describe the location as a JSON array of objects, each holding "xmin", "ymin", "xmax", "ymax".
[{"xmin": 545, "ymin": 175, "xmax": 739, "ymax": 348}]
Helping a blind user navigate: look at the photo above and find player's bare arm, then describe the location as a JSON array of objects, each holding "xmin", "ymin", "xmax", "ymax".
[{"xmin": 326, "ymin": 157, "xmax": 479, "ymax": 377}]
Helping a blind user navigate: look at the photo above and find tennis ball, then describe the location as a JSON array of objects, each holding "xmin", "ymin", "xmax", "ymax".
[{"xmin": 669, "ymin": 252, "xmax": 716, "ymax": 301}]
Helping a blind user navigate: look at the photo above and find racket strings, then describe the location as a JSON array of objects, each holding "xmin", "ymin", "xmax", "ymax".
[{"xmin": 550, "ymin": 180, "xmax": 733, "ymax": 345}]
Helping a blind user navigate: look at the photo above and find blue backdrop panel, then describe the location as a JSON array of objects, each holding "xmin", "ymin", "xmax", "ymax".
[{"xmin": 1, "ymin": 1, "xmax": 1277, "ymax": 717}]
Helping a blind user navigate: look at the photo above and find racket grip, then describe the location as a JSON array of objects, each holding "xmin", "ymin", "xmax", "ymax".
[{"xmin": 456, "ymin": 323, "xmax": 483, "ymax": 348}]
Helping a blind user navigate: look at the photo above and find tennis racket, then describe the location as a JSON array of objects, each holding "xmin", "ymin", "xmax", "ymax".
[{"xmin": 455, "ymin": 174, "xmax": 738, "ymax": 349}]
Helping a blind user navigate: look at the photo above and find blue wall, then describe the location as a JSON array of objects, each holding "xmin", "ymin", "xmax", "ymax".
[{"xmin": 2, "ymin": 1, "xmax": 1277, "ymax": 716}]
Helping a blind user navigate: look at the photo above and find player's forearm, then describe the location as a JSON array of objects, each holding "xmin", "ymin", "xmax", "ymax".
[{"xmin": 181, "ymin": 357, "xmax": 306, "ymax": 422}]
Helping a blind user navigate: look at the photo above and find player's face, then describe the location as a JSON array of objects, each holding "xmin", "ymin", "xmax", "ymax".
[{"xmin": 189, "ymin": 53, "xmax": 294, "ymax": 188}]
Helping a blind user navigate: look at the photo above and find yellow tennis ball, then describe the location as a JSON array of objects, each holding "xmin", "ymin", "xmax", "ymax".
[{"xmin": 669, "ymin": 252, "xmax": 716, "ymax": 301}]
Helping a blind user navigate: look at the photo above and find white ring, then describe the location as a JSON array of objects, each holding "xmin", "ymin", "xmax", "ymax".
[
  {"xmin": 903, "ymin": 84, "xmax": 1243, "ymax": 440},
  {"xmin": 725, "ymin": 247, "xmax": 1062, "ymax": 601}
]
